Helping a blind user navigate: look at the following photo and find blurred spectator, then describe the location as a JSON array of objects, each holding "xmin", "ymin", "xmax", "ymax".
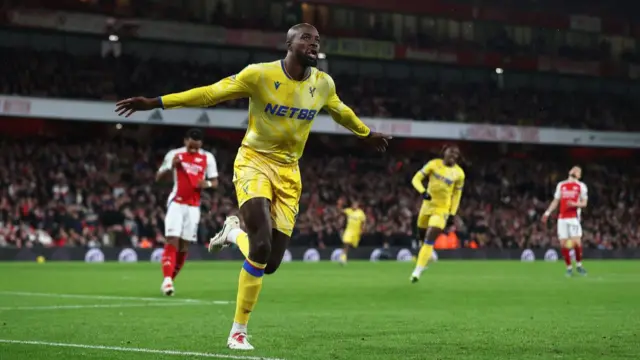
[{"xmin": 0, "ymin": 136, "xmax": 638, "ymax": 250}]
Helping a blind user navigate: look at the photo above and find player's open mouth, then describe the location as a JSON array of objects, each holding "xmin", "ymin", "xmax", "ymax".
[{"xmin": 306, "ymin": 49, "xmax": 318, "ymax": 59}]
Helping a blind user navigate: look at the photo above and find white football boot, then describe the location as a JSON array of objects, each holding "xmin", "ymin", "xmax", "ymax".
[
  {"xmin": 208, "ymin": 216, "xmax": 240, "ymax": 253},
  {"xmin": 227, "ymin": 332, "xmax": 254, "ymax": 350},
  {"xmin": 161, "ymin": 277, "xmax": 174, "ymax": 296}
]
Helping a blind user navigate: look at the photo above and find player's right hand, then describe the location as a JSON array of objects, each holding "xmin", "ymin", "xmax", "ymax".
[
  {"xmin": 422, "ymin": 192, "xmax": 431, "ymax": 201},
  {"xmin": 115, "ymin": 97, "xmax": 161, "ymax": 117},
  {"xmin": 171, "ymin": 155, "xmax": 181, "ymax": 168},
  {"xmin": 541, "ymin": 214, "xmax": 549, "ymax": 224},
  {"xmin": 363, "ymin": 132, "xmax": 392, "ymax": 152}
]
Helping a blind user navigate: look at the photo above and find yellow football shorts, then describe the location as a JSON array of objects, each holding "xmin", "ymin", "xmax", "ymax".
[
  {"xmin": 233, "ymin": 146, "xmax": 301, "ymax": 237},
  {"xmin": 416, "ymin": 201, "xmax": 448, "ymax": 230},
  {"xmin": 342, "ymin": 231, "xmax": 362, "ymax": 248}
]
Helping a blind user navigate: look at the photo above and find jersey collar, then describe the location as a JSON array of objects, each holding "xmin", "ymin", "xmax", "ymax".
[{"xmin": 280, "ymin": 59, "xmax": 312, "ymax": 82}]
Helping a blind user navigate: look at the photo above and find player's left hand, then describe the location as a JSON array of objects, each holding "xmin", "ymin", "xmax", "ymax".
[
  {"xmin": 363, "ymin": 132, "xmax": 392, "ymax": 152},
  {"xmin": 196, "ymin": 180, "xmax": 210, "ymax": 189}
]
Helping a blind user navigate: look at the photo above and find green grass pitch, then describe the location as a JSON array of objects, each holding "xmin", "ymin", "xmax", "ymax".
[{"xmin": 0, "ymin": 260, "xmax": 639, "ymax": 360}]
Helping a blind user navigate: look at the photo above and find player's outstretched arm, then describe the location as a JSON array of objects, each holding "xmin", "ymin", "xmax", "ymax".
[
  {"xmin": 412, "ymin": 161, "xmax": 434, "ymax": 200},
  {"xmin": 322, "ymin": 75, "xmax": 390, "ymax": 152},
  {"xmin": 115, "ymin": 65, "xmax": 258, "ymax": 117},
  {"xmin": 449, "ymin": 176, "xmax": 465, "ymax": 217}
]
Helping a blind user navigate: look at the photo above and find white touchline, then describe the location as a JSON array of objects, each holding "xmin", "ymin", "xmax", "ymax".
[
  {"xmin": 0, "ymin": 302, "xmax": 205, "ymax": 311},
  {"xmin": 0, "ymin": 291, "xmax": 232, "ymax": 305},
  {"xmin": 0, "ymin": 339, "xmax": 286, "ymax": 360}
]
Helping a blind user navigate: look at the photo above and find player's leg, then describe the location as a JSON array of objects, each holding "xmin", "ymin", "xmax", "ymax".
[
  {"xmin": 569, "ymin": 220, "xmax": 586, "ymax": 275},
  {"xmin": 219, "ymin": 197, "xmax": 272, "ymax": 350},
  {"xmin": 265, "ymin": 165, "xmax": 301, "ymax": 274},
  {"xmin": 173, "ymin": 240, "xmax": 189, "ymax": 280},
  {"xmin": 412, "ymin": 213, "xmax": 445, "ymax": 283},
  {"xmin": 173, "ymin": 206, "xmax": 199, "ymax": 281},
  {"xmin": 557, "ymin": 219, "xmax": 573, "ymax": 276},
  {"xmin": 410, "ymin": 203, "xmax": 432, "ymax": 282},
  {"xmin": 161, "ymin": 202, "xmax": 185, "ymax": 295},
  {"xmin": 265, "ymin": 229, "xmax": 290, "ymax": 274},
  {"xmin": 340, "ymin": 232, "xmax": 354, "ymax": 265},
  {"xmin": 214, "ymin": 152, "xmax": 276, "ymax": 350}
]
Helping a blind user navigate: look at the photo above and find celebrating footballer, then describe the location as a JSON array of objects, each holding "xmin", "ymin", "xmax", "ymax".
[{"xmin": 116, "ymin": 23, "xmax": 390, "ymax": 351}]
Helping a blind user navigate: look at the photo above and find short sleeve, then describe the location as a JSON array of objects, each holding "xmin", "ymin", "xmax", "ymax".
[
  {"xmin": 580, "ymin": 182, "xmax": 588, "ymax": 199},
  {"xmin": 158, "ymin": 150, "xmax": 175, "ymax": 173},
  {"xmin": 205, "ymin": 152, "xmax": 218, "ymax": 179},
  {"xmin": 553, "ymin": 183, "xmax": 561, "ymax": 199}
]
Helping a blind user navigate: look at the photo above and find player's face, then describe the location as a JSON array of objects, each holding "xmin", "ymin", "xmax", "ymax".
[
  {"xmin": 569, "ymin": 167, "xmax": 582, "ymax": 179},
  {"xmin": 293, "ymin": 29, "xmax": 320, "ymax": 67},
  {"xmin": 443, "ymin": 147, "xmax": 460, "ymax": 165},
  {"xmin": 184, "ymin": 138, "xmax": 202, "ymax": 153}
]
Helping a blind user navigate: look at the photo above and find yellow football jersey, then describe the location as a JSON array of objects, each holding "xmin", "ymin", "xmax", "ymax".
[
  {"xmin": 161, "ymin": 60, "xmax": 370, "ymax": 164},
  {"xmin": 343, "ymin": 208, "xmax": 366, "ymax": 234},
  {"xmin": 420, "ymin": 159, "xmax": 465, "ymax": 212}
]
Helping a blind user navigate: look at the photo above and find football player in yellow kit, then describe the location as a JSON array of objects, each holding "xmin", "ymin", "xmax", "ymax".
[
  {"xmin": 410, "ymin": 145, "xmax": 465, "ymax": 283},
  {"xmin": 115, "ymin": 23, "xmax": 390, "ymax": 350},
  {"xmin": 338, "ymin": 200, "xmax": 366, "ymax": 265}
]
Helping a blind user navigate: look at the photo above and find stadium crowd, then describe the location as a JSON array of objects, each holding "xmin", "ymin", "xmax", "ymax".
[
  {"xmin": 0, "ymin": 137, "xmax": 638, "ymax": 250},
  {"xmin": 2, "ymin": 48, "xmax": 639, "ymax": 131}
]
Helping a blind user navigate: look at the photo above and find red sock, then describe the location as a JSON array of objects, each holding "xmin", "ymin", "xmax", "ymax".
[
  {"xmin": 561, "ymin": 248, "xmax": 572, "ymax": 267},
  {"xmin": 574, "ymin": 246, "xmax": 583, "ymax": 263},
  {"xmin": 172, "ymin": 252, "xmax": 188, "ymax": 280},
  {"xmin": 162, "ymin": 244, "xmax": 177, "ymax": 278}
]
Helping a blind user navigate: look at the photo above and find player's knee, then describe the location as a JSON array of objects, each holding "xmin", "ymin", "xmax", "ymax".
[
  {"xmin": 264, "ymin": 261, "xmax": 281, "ymax": 275},
  {"xmin": 166, "ymin": 237, "xmax": 180, "ymax": 247},
  {"xmin": 248, "ymin": 229, "xmax": 272, "ymax": 262}
]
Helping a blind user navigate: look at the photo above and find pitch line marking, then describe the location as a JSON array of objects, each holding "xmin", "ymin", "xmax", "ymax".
[
  {"xmin": 0, "ymin": 339, "xmax": 286, "ymax": 360},
  {"xmin": 0, "ymin": 291, "xmax": 232, "ymax": 305},
  {"xmin": 0, "ymin": 302, "xmax": 205, "ymax": 311}
]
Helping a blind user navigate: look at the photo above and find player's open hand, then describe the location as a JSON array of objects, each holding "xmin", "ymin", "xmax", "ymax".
[
  {"xmin": 363, "ymin": 132, "xmax": 391, "ymax": 152},
  {"xmin": 541, "ymin": 214, "xmax": 549, "ymax": 224},
  {"xmin": 115, "ymin": 97, "xmax": 161, "ymax": 117}
]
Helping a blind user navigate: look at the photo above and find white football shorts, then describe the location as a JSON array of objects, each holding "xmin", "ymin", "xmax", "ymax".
[
  {"xmin": 557, "ymin": 218, "xmax": 582, "ymax": 240},
  {"xmin": 164, "ymin": 202, "xmax": 201, "ymax": 242}
]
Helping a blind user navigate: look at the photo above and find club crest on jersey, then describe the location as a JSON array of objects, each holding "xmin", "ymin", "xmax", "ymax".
[
  {"xmin": 264, "ymin": 103, "xmax": 317, "ymax": 121},
  {"xmin": 309, "ymin": 86, "xmax": 316, "ymax": 97},
  {"xmin": 274, "ymin": 81, "xmax": 281, "ymax": 90}
]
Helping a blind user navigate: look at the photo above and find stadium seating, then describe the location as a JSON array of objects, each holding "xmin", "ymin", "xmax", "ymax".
[{"xmin": 0, "ymin": 138, "xmax": 637, "ymax": 249}]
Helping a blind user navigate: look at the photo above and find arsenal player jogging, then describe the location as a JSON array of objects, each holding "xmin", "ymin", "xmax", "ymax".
[
  {"xmin": 157, "ymin": 128, "xmax": 218, "ymax": 295},
  {"xmin": 542, "ymin": 166, "xmax": 588, "ymax": 277}
]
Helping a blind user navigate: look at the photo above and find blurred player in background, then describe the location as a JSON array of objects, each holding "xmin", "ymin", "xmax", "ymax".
[
  {"xmin": 155, "ymin": 128, "xmax": 218, "ymax": 296},
  {"xmin": 115, "ymin": 23, "xmax": 390, "ymax": 351},
  {"xmin": 410, "ymin": 145, "xmax": 465, "ymax": 283},
  {"xmin": 337, "ymin": 199, "xmax": 366, "ymax": 265},
  {"xmin": 542, "ymin": 166, "xmax": 588, "ymax": 277}
]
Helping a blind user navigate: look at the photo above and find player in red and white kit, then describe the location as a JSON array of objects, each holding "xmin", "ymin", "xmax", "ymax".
[
  {"xmin": 542, "ymin": 166, "xmax": 588, "ymax": 277},
  {"xmin": 157, "ymin": 128, "xmax": 218, "ymax": 295}
]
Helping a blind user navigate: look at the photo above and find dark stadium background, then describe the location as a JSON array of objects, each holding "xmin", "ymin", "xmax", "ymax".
[{"xmin": 0, "ymin": 0, "xmax": 639, "ymax": 253}]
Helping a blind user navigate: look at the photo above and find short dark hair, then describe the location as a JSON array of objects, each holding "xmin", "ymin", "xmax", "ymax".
[{"xmin": 185, "ymin": 128, "xmax": 203, "ymax": 141}]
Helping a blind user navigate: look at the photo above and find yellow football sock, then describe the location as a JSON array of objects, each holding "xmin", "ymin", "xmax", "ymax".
[
  {"xmin": 235, "ymin": 232, "xmax": 250, "ymax": 258},
  {"xmin": 234, "ymin": 258, "xmax": 266, "ymax": 326},
  {"xmin": 340, "ymin": 252, "xmax": 347, "ymax": 263},
  {"xmin": 417, "ymin": 243, "xmax": 434, "ymax": 268}
]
